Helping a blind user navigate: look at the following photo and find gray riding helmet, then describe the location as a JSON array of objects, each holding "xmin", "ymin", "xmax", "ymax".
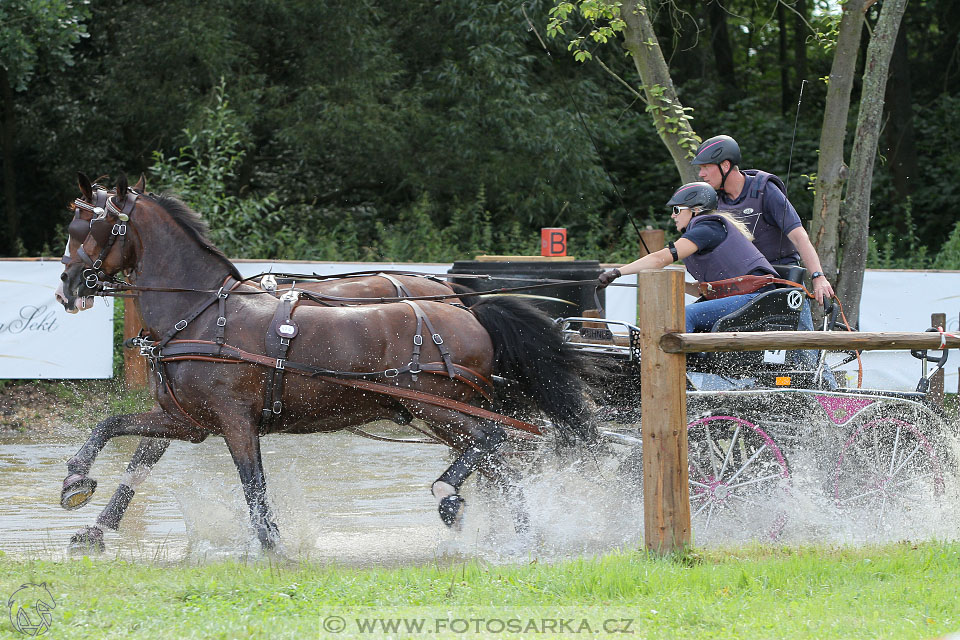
[
  {"xmin": 691, "ymin": 135, "xmax": 741, "ymax": 167},
  {"xmin": 666, "ymin": 182, "xmax": 718, "ymax": 211}
]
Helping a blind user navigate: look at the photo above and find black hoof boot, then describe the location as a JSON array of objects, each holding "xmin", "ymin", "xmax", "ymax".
[
  {"xmin": 61, "ymin": 474, "xmax": 97, "ymax": 510},
  {"xmin": 438, "ymin": 495, "xmax": 465, "ymax": 526},
  {"xmin": 68, "ymin": 526, "xmax": 105, "ymax": 554}
]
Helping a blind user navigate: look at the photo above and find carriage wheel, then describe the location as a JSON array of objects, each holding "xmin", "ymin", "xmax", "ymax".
[
  {"xmin": 833, "ymin": 416, "xmax": 945, "ymax": 529},
  {"xmin": 687, "ymin": 415, "xmax": 790, "ymax": 539}
]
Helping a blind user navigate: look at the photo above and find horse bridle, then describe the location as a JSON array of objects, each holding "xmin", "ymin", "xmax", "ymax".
[{"xmin": 65, "ymin": 185, "xmax": 139, "ymax": 290}]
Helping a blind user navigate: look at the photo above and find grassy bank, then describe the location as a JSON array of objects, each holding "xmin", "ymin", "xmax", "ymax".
[{"xmin": 1, "ymin": 543, "xmax": 958, "ymax": 639}]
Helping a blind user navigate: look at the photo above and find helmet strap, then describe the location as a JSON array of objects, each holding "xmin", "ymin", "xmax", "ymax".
[{"xmin": 717, "ymin": 161, "xmax": 731, "ymax": 195}]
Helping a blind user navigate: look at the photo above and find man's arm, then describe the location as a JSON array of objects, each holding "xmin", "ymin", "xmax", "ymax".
[{"xmin": 786, "ymin": 226, "xmax": 835, "ymax": 305}]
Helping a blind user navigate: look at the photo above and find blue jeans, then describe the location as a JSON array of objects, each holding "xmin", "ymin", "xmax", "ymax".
[{"xmin": 685, "ymin": 292, "xmax": 764, "ymax": 332}]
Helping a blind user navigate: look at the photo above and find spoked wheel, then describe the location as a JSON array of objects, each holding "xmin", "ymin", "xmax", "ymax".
[
  {"xmin": 687, "ymin": 415, "xmax": 791, "ymax": 540},
  {"xmin": 833, "ymin": 416, "xmax": 945, "ymax": 529}
]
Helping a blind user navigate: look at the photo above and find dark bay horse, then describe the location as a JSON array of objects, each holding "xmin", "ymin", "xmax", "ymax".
[
  {"xmin": 57, "ymin": 173, "xmax": 592, "ymax": 551},
  {"xmin": 55, "ymin": 176, "xmax": 475, "ymax": 551}
]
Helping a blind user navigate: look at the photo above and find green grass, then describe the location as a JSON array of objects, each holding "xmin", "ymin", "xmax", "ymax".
[{"xmin": 1, "ymin": 543, "xmax": 958, "ymax": 638}]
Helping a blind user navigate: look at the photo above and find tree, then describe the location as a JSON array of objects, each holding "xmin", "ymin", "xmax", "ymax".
[
  {"xmin": 0, "ymin": 0, "xmax": 89, "ymax": 254},
  {"xmin": 837, "ymin": 0, "xmax": 909, "ymax": 326},
  {"xmin": 808, "ymin": 1, "xmax": 868, "ymax": 296},
  {"xmin": 549, "ymin": 0, "xmax": 699, "ymax": 182}
]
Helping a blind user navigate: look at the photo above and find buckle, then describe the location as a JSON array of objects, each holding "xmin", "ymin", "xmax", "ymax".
[
  {"xmin": 279, "ymin": 337, "xmax": 290, "ymax": 346},
  {"xmin": 432, "ymin": 334, "xmax": 443, "ymax": 345},
  {"xmin": 175, "ymin": 320, "xmax": 188, "ymax": 331},
  {"xmin": 272, "ymin": 401, "xmax": 283, "ymax": 414},
  {"xmin": 217, "ymin": 287, "xmax": 229, "ymax": 299},
  {"xmin": 413, "ymin": 335, "xmax": 423, "ymax": 346},
  {"xmin": 384, "ymin": 368, "xmax": 399, "ymax": 378},
  {"xmin": 216, "ymin": 316, "xmax": 226, "ymax": 327},
  {"xmin": 91, "ymin": 259, "xmax": 103, "ymax": 270},
  {"xmin": 276, "ymin": 358, "xmax": 285, "ymax": 370},
  {"xmin": 111, "ymin": 223, "xmax": 127, "ymax": 236}
]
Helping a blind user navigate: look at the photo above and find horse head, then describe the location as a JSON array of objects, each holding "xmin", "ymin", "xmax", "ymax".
[{"xmin": 56, "ymin": 172, "xmax": 143, "ymax": 312}]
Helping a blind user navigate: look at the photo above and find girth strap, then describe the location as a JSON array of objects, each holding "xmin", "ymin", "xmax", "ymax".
[
  {"xmin": 402, "ymin": 300, "xmax": 456, "ymax": 379},
  {"xmin": 260, "ymin": 291, "xmax": 301, "ymax": 431}
]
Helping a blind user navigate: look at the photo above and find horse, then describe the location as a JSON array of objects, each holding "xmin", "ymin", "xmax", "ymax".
[
  {"xmin": 55, "ymin": 175, "xmax": 483, "ymax": 551},
  {"xmin": 56, "ymin": 173, "xmax": 593, "ymax": 551}
]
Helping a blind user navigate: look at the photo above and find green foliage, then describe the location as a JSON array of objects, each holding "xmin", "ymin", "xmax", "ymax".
[
  {"xmin": 0, "ymin": 0, "xmax": 89, "ymax": 91},
  {"xmin": 149, "ymin": 81, "xmax": 286, "ymax": 259},
  {"xmin": 933, "ymin": 220, "xmax": 960, "ymax": 270},
  {"xmin": 865, "ymin": 198, "xmax": 932, "ymax": 269}
]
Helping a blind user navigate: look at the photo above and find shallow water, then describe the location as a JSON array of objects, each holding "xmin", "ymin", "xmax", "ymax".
[{"xmin": 0, "ymin": 417, "xmax": 958, "ymax": 564}]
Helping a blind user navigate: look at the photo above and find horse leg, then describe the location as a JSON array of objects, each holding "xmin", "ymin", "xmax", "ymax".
[
  {"xmin": 402, "ymin": 402, "xmax": 525, "ymax": 529},
  {"xmin": 222, "ymin": 426, "xmax": 279, "ymax": 550},
  {"xmin": 61, "ymin": 411, "xmax": 207, "ymax": 554},
  {"xmin": 67, "ymin": 438, "xmax": 171, "ymax": 554},
  {"xmin": 62, "ymin": 409, "xmax": 204, "ymax": 511}
]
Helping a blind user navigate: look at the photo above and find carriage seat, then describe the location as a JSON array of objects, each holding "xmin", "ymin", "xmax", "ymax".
[
  {"xmin": 773, "ymin": 264, "xmax": 806, "ymax": 284},
  {"xmin": 687, "ymin": 284, "xmax": 806, "ymax": 377}
]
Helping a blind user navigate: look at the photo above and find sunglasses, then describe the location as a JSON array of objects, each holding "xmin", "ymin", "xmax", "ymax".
[{"xmin": 671, "ymin": 206, "xmax": 691, "ymax": 216}]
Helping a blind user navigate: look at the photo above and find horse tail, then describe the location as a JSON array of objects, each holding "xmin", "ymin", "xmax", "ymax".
[
  {"xmin": 469, "ymin": 297, "xmax": 594, "ymax": 443},
  {"xmin": 448, "ymin": 281, "xmax": 482, "ymax": 307}
]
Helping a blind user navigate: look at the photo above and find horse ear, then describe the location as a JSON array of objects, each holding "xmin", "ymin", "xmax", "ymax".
[
  {"xmin": 77, "ymin": 172, "xmax": 93, "ymax": 202},
  {"xmin": 133, "ymin": 173, "xmax": 146, "ymax": 192},
  {"xmin": 116, "ymin": 172, "xmax": 129, "ymax": 198}
]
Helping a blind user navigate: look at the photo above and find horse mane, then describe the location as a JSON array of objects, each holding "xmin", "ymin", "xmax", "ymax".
[{"xmin": 149, "ymin": 193, "xmax": 243, "ymax": 281}]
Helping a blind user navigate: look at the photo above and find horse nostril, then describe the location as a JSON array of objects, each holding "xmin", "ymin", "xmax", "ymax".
[{"xmin": 61, "ymin": 272, "xmax": 68, "ymax": 281}]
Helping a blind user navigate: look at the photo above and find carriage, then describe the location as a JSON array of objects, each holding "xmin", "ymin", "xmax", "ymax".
[
  {"xmin": 55, "ymin": 175, "xmax": 957, "ymax": 552},
  {"xmin": 555, "ymin": 270, "xmax": 956, "ymax": 539}
]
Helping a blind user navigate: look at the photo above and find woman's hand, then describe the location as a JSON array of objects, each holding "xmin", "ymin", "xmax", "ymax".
[{"xmin": 598, "ymin": 268, "xmax": 621, "ymax": 288}]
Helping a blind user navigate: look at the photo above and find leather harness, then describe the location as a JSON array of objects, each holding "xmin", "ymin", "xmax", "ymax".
[{"xmin": 132, "ymin": 276, "xmax": 543, "ymax": 437}]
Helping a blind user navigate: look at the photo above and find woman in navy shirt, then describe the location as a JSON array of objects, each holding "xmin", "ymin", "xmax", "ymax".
[{"xmin": 599, "ymin": 182, "xmax": 777, "ymax": 332}]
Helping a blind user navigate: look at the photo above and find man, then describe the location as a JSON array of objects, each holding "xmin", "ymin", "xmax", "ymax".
[
  {"xmin": 691, "ymin": 134, "xmax": 835, "ymax": 305},
  {"xmin": 692, "ymin": 134, "xmax": 836, "ymax": 385}
]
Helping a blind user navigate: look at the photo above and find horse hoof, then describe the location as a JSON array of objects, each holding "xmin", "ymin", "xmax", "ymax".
[
  {"xmin": 438, "ymin": 495, "xmax": 465, "ymax": 527},
  {"xmin": 61, "ymin": 474, "xmax": 97, "ymax": 510},
  {"xmin": 68, "ymin": 527, "xmax": 105, "ymax": 555}
]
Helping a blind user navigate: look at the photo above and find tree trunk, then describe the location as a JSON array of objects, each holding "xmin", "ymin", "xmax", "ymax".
[
  {"xmin": 810, "ymin": 1, "xmax": 866, "ymax": 288},
  {"xmin": 708, "ymin": 0, "xmax": 736, "ymax": 109},
  {"xmin": 837, "ymin": 0, "xmax": 909, "ymax": 327},
  {"xmin": 884, "ymin": 26, "xmax": 917, "ymax": 207},
  {"xmin": 0, "ymin": 68, "xmax": 17, "ymax": 255},
  {"xmin": 621, "ymin": 0, "xmax": 699, "ymax": 183}
]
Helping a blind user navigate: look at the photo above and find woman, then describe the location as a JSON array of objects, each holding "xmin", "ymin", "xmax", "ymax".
[{"xmin": 599, "ymin": 182, "xmax": 777, "ymax": 332}]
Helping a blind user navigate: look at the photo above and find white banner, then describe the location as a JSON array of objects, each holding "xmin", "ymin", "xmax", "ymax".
[
  {"xmin": 0, "ymin": 261, "xmax": 114, "ymax": 379},
  {"xmin": 2, "ymin": 260, "xmax": 957, "ymax": 392}
]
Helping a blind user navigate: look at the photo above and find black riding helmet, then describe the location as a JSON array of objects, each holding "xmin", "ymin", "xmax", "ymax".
[
  {"xmin": 691, "ymin": 134, "xmax": 741, "ymax": 194},
  {"xmin": 666, "ymin": 182, "xmax": 718, "ymax": 212},
  {"xmin": 691, "ymin": 135, "xmax": 741, "ymax": 166}
]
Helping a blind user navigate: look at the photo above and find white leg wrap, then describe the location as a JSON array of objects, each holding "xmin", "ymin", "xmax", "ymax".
[
  {"xmin": 431, "ymin": 481, "xmax": 457, "ymax": 502},
  {"xmin": 120, "ymin": 465, "xmax": 152, "ymax": 490}
]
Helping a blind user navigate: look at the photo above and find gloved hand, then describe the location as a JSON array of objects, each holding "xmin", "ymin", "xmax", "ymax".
[{"xmin": 598, "ymin": 268, "xmax": 621, "ymax": 288}]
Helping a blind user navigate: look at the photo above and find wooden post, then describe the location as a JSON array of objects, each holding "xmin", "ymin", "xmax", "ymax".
[
  {"xmin": 930, "ymin": 312, "xmax": 946, "ymax": 406},
  {"xmin": 638, "ymin": 268, "xmax": 690, "ymax": 554},
  {"xmin": 123, "ymin": 298, "xmax": 149, "ymax": 388},
  {"xmin": 639, "ymin": 227, "xmax": 665, "ymax": 257}
]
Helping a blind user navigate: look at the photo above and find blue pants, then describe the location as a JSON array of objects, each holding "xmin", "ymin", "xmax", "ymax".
[{"xmin": 685, "ymin": 292, "xmax": 764, "ymax": 332}]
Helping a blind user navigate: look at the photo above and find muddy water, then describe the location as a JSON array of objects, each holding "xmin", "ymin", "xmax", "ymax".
[
  {"xmin": 0, "ymin": 427, "xmax": 645, "ymax": 564},
  {"xmin": 1, "ymin": 424, "xmax": 958, "ymax": 564}
]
